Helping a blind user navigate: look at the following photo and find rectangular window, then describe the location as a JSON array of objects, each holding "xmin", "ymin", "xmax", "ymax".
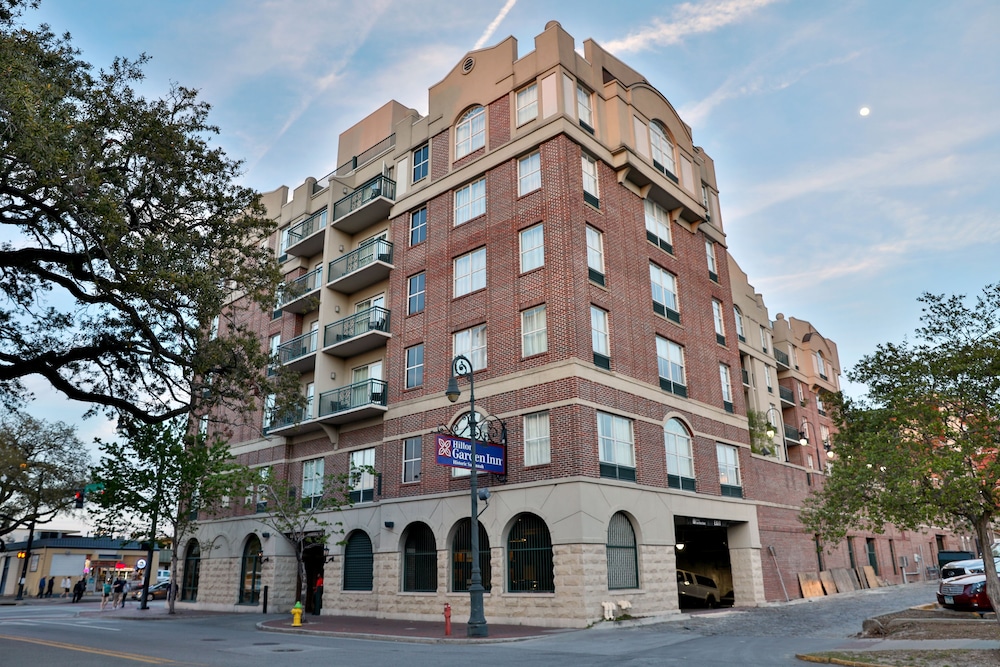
[
  {"xmin": 712, "ymin": 299, "xmax": 726, "ymax": 345},
  {"xmin": 582, "ymin": 153, "xmax": 599, "ymax": 207},
  {"xmin": 521, "ymin": 305, "xmax": 547, "ymax": 357},
  {"xmin": 720, "ymin": 364, "xmax": 733, "ymax": 413},
  {"xmin": 591, "ymin": 305, "xmax": 610, "ymax": 369},
  {"xmin": 453, "ymin": 325, "xmax": 487, "ymax": 370},
  {"xmin": 524, "ymin": 412, "xmax": 551, "ymax": 466},
  {"xmin": 761, "ymin": 326, "xmax": 769, "ymax": 352},
  {"xmin": 656, "ymin": 336, "xmax": 686, "ymax": 397},
  {"xmin": 650, "ymin": 264, "xmax": 680, "ymax": 323},
  {"xmin": 454, "ymin": 178, "xmax": 486, "ymax": 225},
  {"xmin": 717, "ymin": 444, "xmax": 742, "ymax": 496},
  {"xmin": 576, "ymin": 83, "xmax": 594, "ymax": 133},
  {"xmin": 706, "ymin": 240, "xmax": 718, "ymax": 281},
  {"xmin": 405, "ymin": 344, "xmax": 424, "ymax": 389},
  {"xmin": 764, "ymin": 365, "xmax": 773, "ymax": 393},
  {"xmin": 519, "ymin": 223, "xmax": 544, "ymax": 272},
  {"xmin": 518, "ymin": 152, "xmax": 541, "ymax": 195},
  {"xmin": 405, "ymin": 273, "xmax": 425, "ymax": 316},
  {"xmin": 598, "ymin": 412, "xmax": 635, "ymax": 481},
  {"xmin": 587, "ymin": 225, "xmax": 605, "ymax": 285},
  {"xmin": 644, "ymin": 200, "xmax": 672, "ymax": 253},
  {"xmin": 278, "ymin": 226, "xmax": 291, "ymax": 260},
  {"xmin": 412, "ymin": 144, "xmax": 429, "ymax": 183},
  {"xmin": 516, "ymin": 84, "xmax": 538, "ymax": 126},
  {"xmin": 302, "ymin": 457, "xmax": 324, "ymax": 507},
  {"xmin": 410, "ymin": 207, "xmax": 427, "ymax": 245},
  {"xmin": 734, "ymin": 307, "xmax": 745, "ymax": 341},
  {"xmin": 453, "ymin": 247, "xmax": 486, "ymax": 297},
  {"xmin": 349, "ymin": 448, "xmax": 375, "ymax": 503},
  {"xmin": 403, "ymin": 437, "xmax": 421, "ymax": 483}
]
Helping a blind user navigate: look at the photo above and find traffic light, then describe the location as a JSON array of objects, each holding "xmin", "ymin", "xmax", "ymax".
[
  {"xmin": 74, "ymin": 490, "xmax": 84, "ymax": 508},
  {"xmin": 17, "ymin": 550, "xmax": 26, "ymax": 559}
]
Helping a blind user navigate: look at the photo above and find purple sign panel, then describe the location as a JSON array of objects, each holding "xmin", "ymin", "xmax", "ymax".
[{"xmin": 435, "ymin": 434, "xmax": 506, "ymax": 474}]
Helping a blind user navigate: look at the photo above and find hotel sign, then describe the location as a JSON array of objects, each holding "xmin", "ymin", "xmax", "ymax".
[{"xmin": 435, "ymin": 434, "xmax": 506, "ymax": 475}]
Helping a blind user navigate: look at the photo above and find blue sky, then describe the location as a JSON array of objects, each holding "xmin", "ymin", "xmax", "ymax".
[{"xmin": 18, "ymin": 0, "xmax": 1000, "ymax": 446}]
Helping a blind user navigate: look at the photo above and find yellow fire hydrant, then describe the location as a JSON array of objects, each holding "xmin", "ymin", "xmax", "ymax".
[{"xmin": 291, "ymin": 601, "xmax": 303, "ymax": 627}]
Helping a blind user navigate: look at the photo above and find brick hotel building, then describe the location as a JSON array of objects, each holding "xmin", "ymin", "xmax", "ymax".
[{"xmin": 181, "ymin": 22, "xmax": 969, "ymax": 625}]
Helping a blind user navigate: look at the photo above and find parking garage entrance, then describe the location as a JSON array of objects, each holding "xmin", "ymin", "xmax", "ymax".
[{"xmin": 675, "ymin": 516, "xmax": 735, "ymax": 608}]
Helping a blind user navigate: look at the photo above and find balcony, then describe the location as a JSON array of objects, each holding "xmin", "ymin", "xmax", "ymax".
[
  {"xmin": 332, "ymin": 174, "xmax": 396, "ymax": 234},
  {"xmin": 285, "ymin": 209, "xmax": 328, "ymax": 258},
  {"xmin": 327, "ymin": 238, "xmax": 394, "ymax": 294},
  {"xmin": 277, "ymin": 330, "xmax": 318, "ymax": 373},
  {"xmin": 783, "ymin": 423, "xmax": 802, "ymax": 444},
  {"xmin": 322, "ymin": 306, "xmax": 391, "ymax": 357},
  {"xmin": 779, "ymin": 385, "xmax": 795, "ymax": 406},
  {"xmin": 279, "ymin": 267, "xmax": 323, "ymax": 314},
  {"xmin": 317, "ymin": 378, "xmax": 388, "ymax": 425},
  {"xmin": 775, "ymin": 348, "xmax": 790, "ymax": 370},
  {"xmin": 266, "ymin": 403, "xmax": 323, "ymax": 436}
]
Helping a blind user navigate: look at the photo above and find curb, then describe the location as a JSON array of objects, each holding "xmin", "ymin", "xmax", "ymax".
[
  {"xmin": 255, "ymin": 621, "xmax": 551, "ymax": 644},
  {"xmin": 796, "ymin": 655, "xmax": 887, "ymax": 667}
]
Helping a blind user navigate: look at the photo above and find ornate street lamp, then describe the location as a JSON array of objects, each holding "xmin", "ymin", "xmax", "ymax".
[{"xmin": 446, "ymin": 354, "xmax": 488, "ymax": 638}]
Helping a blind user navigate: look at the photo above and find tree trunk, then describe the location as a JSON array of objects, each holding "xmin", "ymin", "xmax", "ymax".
[{"xmin": 973, "ymin": 513, "xmax": 1000, "ymax": 627}]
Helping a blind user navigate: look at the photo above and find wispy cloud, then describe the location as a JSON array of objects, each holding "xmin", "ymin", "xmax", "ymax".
[
  {"xmin": 681, "ymin": 50, "xmax": 863, "ymax": 126},
  {"xmin": 604, "ymin": 0, "xmax": 780, "ymax": 53},
  {"xmin": 474, "ymin": 0, "xmax": 518, "ymax": 50}
]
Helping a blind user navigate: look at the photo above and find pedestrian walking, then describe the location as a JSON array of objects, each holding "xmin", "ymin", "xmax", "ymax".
[
  {"xmin": 312, "ymin": 574, "xmax": 324, "ymax": 615},
  {"xmin": 72, "ymin": 578, "xmax": 85, "ymax": 603},
  {"xmin": 61, "ymin": 576, "xmax": 71, "ymax": 598},
  {"xmin": 121, "ymin": 578, "xmax": 131, "ymax": 607},
  {"xmin": 45, "ymin": 576, "xmax": 54, "ymax": 597},
  {"xmin": 101, "ymin": 578, "xmax": 112, "ymax": 610},
  {"xmin": 37, "ymin": 576, "xmax": 46, "ymax": 598},
  {"xmin": 112, "ymin": 576, "xmax": 125, "ymax": 609}
]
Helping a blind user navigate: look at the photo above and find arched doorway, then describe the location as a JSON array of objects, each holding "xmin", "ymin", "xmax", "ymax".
[
  {"xmin": 181, "ymin": 539, "xmax": 201, "ymax": 601},
  {"xmin": 238, "ymin": 535, "xmax": 263, "ymax": 604}
]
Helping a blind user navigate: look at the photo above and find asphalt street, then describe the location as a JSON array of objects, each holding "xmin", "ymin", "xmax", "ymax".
[{"xmin": 0, "ymin": 581, "xmax": 972, "ymax": 667}]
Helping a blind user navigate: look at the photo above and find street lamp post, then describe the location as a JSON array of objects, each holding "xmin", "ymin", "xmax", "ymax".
[
  {"xmin": 763, "ymin": 407, "xmax": 786, "ymax": 461},
  {"xmin": 446, "ymin": 354, "xmax": 488, "ymax": 638}
]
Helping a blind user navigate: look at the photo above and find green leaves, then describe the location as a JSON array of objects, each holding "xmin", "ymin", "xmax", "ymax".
[{"xmin": 803, "ymin": 284, "xmax": 1000, "ymax": 544}]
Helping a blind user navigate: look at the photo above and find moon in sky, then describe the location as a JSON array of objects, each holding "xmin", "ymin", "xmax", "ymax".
[{"xmin": 859, "ymin": 106, "xmax": 871, "ymax": 116}]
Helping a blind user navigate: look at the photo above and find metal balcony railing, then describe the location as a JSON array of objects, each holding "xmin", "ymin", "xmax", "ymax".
[
  {"xmin": 287, "ymin": 209, "xmax": 327, "ymax": 247},
  {"xmin": 278, "ymin": 267, "xmax": 323, "ymax": 308},
  {"xmin": 318, "ymin": 378, "xmax": 388, "ymax": 418},
  {"xmin": 333, "ymin": 174, "xmax": 396, "ymax": 222},
  {"xmin": 775, "ymin": 348, "xmax": 790, "ymax": 369},
  {"xmin": 323, "ymin": 306, "xmax": 390, "ymax": 348},
  {"xmin": 278, "ymin": 330, "xmax": 318, "ymax": 365},
  {"xmin": 333, "ymin": 134, "xmax": 395, "ymax": 177},
  {"xmin": 783, "ymin": 423, "xmax": 801, "ymax": 443},
  {"xmin": 266, "ymin": 404, "xmax": 311, "ymax": 432},
  {"xmin": 779, "ymin": 385, "xmax": 794, "ymax": 404},
  {"xmin": 328, "ymin": 238, "xmax": 393, "ymax": 283}
]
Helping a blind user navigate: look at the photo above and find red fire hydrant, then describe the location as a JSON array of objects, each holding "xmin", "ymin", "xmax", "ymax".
[{"xmin": 443, "ymin": 603, "xmax": 452, "ymax": 636}]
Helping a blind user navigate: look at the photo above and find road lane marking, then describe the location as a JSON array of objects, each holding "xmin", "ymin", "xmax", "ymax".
[{"xmin": 0, "ymin": 634, "xmax": 182, "ymax": 663}]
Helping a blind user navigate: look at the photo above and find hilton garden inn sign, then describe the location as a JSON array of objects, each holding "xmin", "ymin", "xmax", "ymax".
[{"xmin": 435, "ymin": 434, "xmax": 506, "ymax": 474}]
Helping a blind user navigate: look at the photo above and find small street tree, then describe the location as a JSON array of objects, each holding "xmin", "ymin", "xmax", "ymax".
[
  {"xmin": 251, "ymin": 464, "xmax": 366, "ymax": 608},
  {"xmin": 90, "ymin": 417, "xmax": 248, "ymax": 613},
  {"xmin": 0, "ymin": 412, "xmax": 90, "ymax": 541},
  {"xmin": 802, "ymin": 284, "xmax": 1000, "ymax": 624}
]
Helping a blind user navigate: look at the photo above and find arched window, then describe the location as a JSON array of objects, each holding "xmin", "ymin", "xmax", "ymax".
[
  {"xmin": 665, "ymin": 418, "xmax": 695, "ymax": 491},
  {"xmin": 452, "ymin": 518, "xmax": 491, "ymax": 592},
  {"xmin": 455, "ymin": 106, "xmax": 486, "ymax": 158},
  {"xmin": 403, "ymin": 522, "xmax": 437, "ymax": 592},
  {"xmin": 343, "ymin": 530, "xmax": 374, "ymax": 591},
  {"xmin": 606, "ymin": 512, "xmax": 638, "ymax": 590},
  {"xmin": 507, "ymin": 513, "xmax": 553, "ymax": 593},
  {"xmin": 650, "ymin": 121, "xmax": 676, "ymax": 177},
  {"xmin": 238, "ymin": 534, "xmax": 263, "ymax": 604},
  {"xmin": 180, "ymin": 539, "xmax": 201, "ymax": 602}
]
